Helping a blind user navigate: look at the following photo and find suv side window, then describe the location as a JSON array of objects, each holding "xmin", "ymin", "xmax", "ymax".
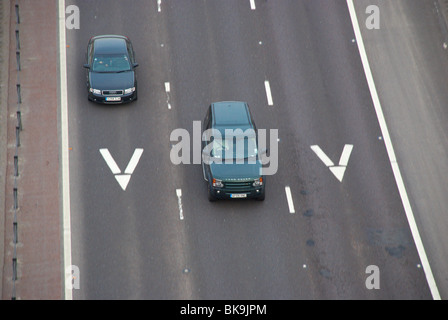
[
  {"xmin": 247, "ymin": 104, "xmax": 257, "ymax": 131},
  {"xmin": 204, "ymin": 106, "xmax": 212, "ymax": 131},
  {"xmin": 202, "ymin": 106, "xmax": 213, "ymax": 149}
]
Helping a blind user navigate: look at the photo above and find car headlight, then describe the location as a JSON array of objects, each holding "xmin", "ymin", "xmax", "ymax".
[
  {"xmin": 89, "ymin": 88, "xmax": 101, "ymax": 95},
  {"xmin": 124, "ymin": 87, "xmax": 135, "ymax": 94},
  {"xmin": 253, "ymin": 177, "xmax": 263, "ymax": 187},
  {"xmin": 212, "ymin": 178, "xmax": 224, "ymax": 188}
]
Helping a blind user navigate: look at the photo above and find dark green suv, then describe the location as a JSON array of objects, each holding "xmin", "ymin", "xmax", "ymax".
[{"xmin": 202, "ymin": 101, "xmax": 265, "ymax": 201}]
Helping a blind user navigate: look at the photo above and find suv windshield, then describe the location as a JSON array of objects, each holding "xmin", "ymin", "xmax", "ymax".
[
  {"xmin": 92, "ymin": 54, "xmax": 131, "ymax": 72},
  {"xmin": 211, "ymin": 135, "xmax": 258, "ymax": 159}
]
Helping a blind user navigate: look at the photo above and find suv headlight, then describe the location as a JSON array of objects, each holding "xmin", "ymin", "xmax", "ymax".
[
  {"xmin": 212, "ymin": 178, "xmax": 224, "ymax": 188},
  {"xmin": 124, "ymin": 87, "xmax": 135, "ymax": 94},
  {"xmin": 253, "ymin": 177, "xmax": 263, "ymax": 187},
  {"xmin": 89, "ymin": 88, "xmax": 101, "ymax": 95}
]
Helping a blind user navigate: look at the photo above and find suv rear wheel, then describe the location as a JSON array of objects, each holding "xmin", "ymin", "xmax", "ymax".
[{"xmin": 256, "ymin": 189, "xmax": 265, "ymax": 201}]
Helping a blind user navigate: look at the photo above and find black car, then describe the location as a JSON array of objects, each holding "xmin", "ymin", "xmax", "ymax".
[
  {"xmin": 202, "ymin": 101, "xmax": 266, "ymax": 201},
  {"xmin": 84, "ymin": 35, "xmax": 138, "ymax": 104}
]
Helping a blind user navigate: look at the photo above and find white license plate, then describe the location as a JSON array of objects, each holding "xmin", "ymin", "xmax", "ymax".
[
  {"xmin": 231, "ymin": 193, "xmax": 247, "ymax": 198},
  {"xmin": 106, "ymin": 96, "xmax": 121, "ymax": 102}
]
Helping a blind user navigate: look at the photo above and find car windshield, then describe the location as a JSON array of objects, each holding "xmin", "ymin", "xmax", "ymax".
[
  {"xmin": 92, "ymin": 54, "xmax": 131, "ymax": 72},
  {"xmin": 211, "ymin": 135, "xmax": 258, "ymax": 159}
]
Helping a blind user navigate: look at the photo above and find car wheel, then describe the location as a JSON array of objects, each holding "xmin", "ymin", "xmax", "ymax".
[
  {"xmin": 208, "ymin": 185, "xmax": 217, "ymax": 202},
  {"xmin": 256, "ymin": 189, "xmax": 265, "ymax": 201}
]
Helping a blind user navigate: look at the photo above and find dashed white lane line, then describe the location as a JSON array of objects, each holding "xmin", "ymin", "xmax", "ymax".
[
  {"xmin": 284, "ymin": 186, "xmax": 295, "ymax": 214},
  {"xmin": 250, "ymin": 0, "xmax": 256, "ymax": 10},
  {"xmin": 347, "ymin": 0, "xmax": 441, "ymax": 300},
  {"xmin": 176, "ymin": 189, "xmax": 184, "ymax": 220},
  {"xmin": 264, "ymin": 80, "xmax": 273, "ymax": 106},
  {"xmin": 165, "ymin": 81, "xmax": 172, "ymax": 109},
  {"xmin": 157, "ymin": 0, "xmax": 162, "ymax": 12}
]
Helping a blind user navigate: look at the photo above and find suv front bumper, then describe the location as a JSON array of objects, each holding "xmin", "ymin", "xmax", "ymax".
[{"xmin": 210, "ymin": 185, "xmax": 265, "ymax": 200}]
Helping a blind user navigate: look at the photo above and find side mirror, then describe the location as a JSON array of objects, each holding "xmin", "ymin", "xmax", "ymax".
[
  {"xmin": 83, "ymin": 64, "xmax": 90, "ymax": 69},
  {"xmin": 202, "ymin": 149, "xmax": 210, "ymax": 164},
  {"xmin": 133, "ymin": 63, "xmax": 139, "ymax": 68}
]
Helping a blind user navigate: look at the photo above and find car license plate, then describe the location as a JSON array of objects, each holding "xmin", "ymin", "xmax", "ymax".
[
  {"xmin": 231, "ymin": 193, "xmax": 247, "ymax": 198},
  {"xmin": 106, "ymin": 96, "xmax": 121, "ymax": 102}
]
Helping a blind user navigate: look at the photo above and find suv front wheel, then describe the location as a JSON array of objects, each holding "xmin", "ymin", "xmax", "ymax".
[
  {"xmin": 208, "ymin": 184, "xmax": 217, "ymax": 202},
  {"xmin": 256, "ymin": 189, "xmax": 265, "ymax": 201}
]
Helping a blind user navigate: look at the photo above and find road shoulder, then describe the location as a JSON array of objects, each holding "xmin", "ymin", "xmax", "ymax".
[
  {"xmin": 2, "ymin": 0, "xmax": 62, "ymax": 299},
  {"xmin": 0, "ymin": 0, "xmax": 11, "ymax": 299}
]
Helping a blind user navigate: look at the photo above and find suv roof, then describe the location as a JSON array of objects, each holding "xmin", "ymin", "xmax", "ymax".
[{"xmin": 212, "ymin": 101, "xmax": 253, "ymax": 127}]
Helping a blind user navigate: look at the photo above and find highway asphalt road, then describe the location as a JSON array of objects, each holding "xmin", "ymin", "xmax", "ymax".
[{"xmin": 63, "ymin": 0, "xmax": 446, "ymax": 299}]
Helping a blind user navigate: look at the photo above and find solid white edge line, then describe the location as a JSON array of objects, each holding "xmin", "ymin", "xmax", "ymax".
[
  {"xmin": 58, "ymin": 0, "xmax": 73, "ymax": 300},
  {"xmin": 346, "ymin": 0, "xmax": 441, "ymax": 300},
  {"xmin": 264, "ymin": 80, "xmax": 273, "ymax": 106},
  {"xmin": 284, "ymin": 186, "xmax": 295, "ymax": 214}
]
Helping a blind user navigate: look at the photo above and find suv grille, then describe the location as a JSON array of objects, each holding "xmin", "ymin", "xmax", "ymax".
[{"xmin": 225, "ymin": 181, "xmax": 252, "ymax": 191}]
